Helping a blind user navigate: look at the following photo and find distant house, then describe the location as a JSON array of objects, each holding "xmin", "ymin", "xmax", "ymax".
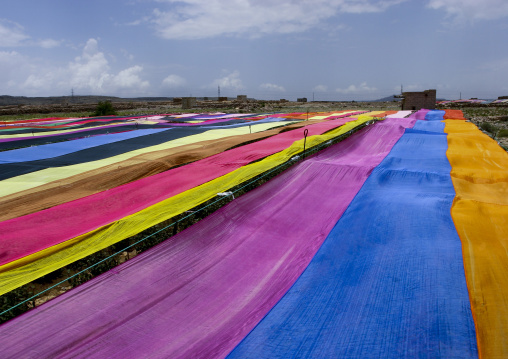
[
  {"xmin": 401, "ymin": 89, "xmax": 436, "ymax": 110},
  {"xmin": 181, "ymin": 97, "xmax": 196, "ymax": 109}
]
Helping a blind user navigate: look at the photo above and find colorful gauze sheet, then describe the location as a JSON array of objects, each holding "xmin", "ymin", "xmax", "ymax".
[
  {"xmin": 0, "ymin": 118, "xmax": 294, "ymax": 180},
  {"xmin": 0, "ymin": 118, "xmax": 336, "ymax": 221},
  {"xmin": 0, "ymin": 114, "xmax": 411, "ymax": 358},
  {"xmin": 1, "ymin": 109, "xmax": 505, "ymax": 358},
  {"xmin": 0, "ymin": 128, "xmax": 169, "ymax": 164},
  {"xmin": 0, "ymin": 123, "xmax": 149, "ymax": 150},
  {"xmin": 0, "ymin": 120, "xmax": 296, "ymax": 197},
  {"xmin": 0, "ymin": 112, "xmax": 359, "ymax": 221},
  {"xmin": 0, "ymin": 115, "xmax": 375, "ymax": 295}
]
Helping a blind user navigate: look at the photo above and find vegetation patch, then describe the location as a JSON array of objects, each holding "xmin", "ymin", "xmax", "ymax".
[
  {"xmin": 497, "ymin": 129, "xmax": 508, "ymax": 138},
  {"xmin": 92, "ymin": 101, "xmax": 117, "ymax": 116}
]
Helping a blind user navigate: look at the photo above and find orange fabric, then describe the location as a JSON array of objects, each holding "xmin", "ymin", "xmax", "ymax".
[
  {"xmin": 445, "ymin": 119, "xmax": 508, "ymax": 358},
  {"xmin": 443, "ymin": 109, "xmax": 466, "ymax": 120},
  {"xmin": 375, "ymin": 111, "xmax": 398, "ymax": 117}
]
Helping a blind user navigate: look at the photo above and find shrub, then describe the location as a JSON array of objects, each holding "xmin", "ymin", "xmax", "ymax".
[
  {"xmin": 92, "ymin": 101, "xmax": 117, "ymax": 116},
  {"xmin": 497, "ymin": 129, "xmax": 508, "ymax": 138},
  {"xmin": 480, "ymin": 122, "xmax": 498, "ymax": 134}
]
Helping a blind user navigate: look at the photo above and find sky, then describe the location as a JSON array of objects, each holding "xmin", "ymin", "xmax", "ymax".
[{"xmin": 0, "ymin": 0, "xmax": 507, "ymax": 101}]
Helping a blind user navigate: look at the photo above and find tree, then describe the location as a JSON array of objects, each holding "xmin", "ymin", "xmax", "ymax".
[{"xmin": 92, "ymin": 101, "xmax": 117, "ymax": 116}]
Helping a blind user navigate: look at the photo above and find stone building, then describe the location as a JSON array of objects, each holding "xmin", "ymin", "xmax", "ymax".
[
  {"xmin": 181, "ymin": 97, "xmax": 196, "ymax": 109},
  {"xmin": 401, "ymin": 89, "xmax": 436, "ymax": 110}
]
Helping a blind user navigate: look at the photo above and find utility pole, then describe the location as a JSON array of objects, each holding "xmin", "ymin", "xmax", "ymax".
[
  {"xmin": 218, "ymin": 85, "xmax": 220, "ymax": 99},
  {"xmin": 460, "ymin": 92, "xmax": 462, "ymax": 100},
  {"xmin": 313, "ymin": 92, "xmax": 314, "ymax": 101},
  {"xmin": 401, "ymin": 84, "xmax": 403, "ymax": 94},
  {"xmin": 71, "ymin": 88, "xmax": 74, "ymax": 102}
]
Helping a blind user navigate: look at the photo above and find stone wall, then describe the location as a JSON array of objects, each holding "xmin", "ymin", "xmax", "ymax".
[{"xmin": 401, "ymin": 89, "xmax": 436, "ymax": 110}]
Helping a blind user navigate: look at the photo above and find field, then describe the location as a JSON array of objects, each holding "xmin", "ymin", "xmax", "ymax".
[{"xmin": 0, "ymin": 105, "xmax": 507, "ymax": 358}]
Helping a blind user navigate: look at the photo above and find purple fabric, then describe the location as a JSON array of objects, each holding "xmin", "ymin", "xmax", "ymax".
[
  {"xmin": 408, "ymin": 109, "xmax": 430, "ymax": 120},
  {"xmin": 192, "ymin": 113, "xmax": 250, "ymax": 120},
  {"xmin": 0, "ymin": 117, "xmax": 415, "ymax": 359}
]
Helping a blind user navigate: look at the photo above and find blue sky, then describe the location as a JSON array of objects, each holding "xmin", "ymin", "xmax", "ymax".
[{"xmin": 1, "ymin": 0, "xmax": 507, "ymax": 100}]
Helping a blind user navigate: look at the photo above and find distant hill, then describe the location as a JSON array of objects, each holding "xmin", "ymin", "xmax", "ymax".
[
  {"xmin": 0, "ymin": 95, "xmax": 177, "ymax": 106},
  {"xmin": 372, "ymin": 95, "xmax": 402, "ymax": 102},
  {"xmin": 373, "ymin": 95, "xmax": 455, "ymax": 102}
]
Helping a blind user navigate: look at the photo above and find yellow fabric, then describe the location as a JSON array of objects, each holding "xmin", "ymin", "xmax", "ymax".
[
  {"xmin": 0, "ymin": 115, "xmax": 377, "ymax": 296},
  {"xmin": 308, "ymin": 111, "xmax": 358, "ymax": 120},
  {"xmin": 0, "ymin": 121, "xmax": 297, "ymax": 198},
  {"xmin": 445, "ymin": 120, "xmax": 508, "ymax": 359},
  {"xmin": 171, "ymin": 113, "xmax": 200, "ymax": 118}
]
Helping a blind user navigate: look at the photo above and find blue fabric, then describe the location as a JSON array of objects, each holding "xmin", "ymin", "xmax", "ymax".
[
  {"xmin": 227, "ymin": 118, "xmax": 478, "ymax": 358},
  {"xmin": 424, "ymin": 110, "xmax": 446, "ymax": 121},
  {"xmin": 0, "ymin": 128, "xmax": 168, "ymax": 164}
]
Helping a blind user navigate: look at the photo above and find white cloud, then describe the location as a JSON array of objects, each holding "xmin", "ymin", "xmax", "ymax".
[
  {"xmin": 150, "ymin": 0, "xmax": 407, "ymax": 39},
  {"xmin": 210, "ymin": 70, "xmax": 244, "ymax": 91},
  {"xmin": 0, "ymin": 20, "xmax": 30, "ymax": 47},
  {"xmin": 0, "ymin": 20, "xmax": 61, "ymax": 48},
  {"xmin": 313, "ymin": 85, "xmax": 328, "ymax": 92},
  {"xmin": 112, "ymin": 66, "xmax": 150, "ymax": 90},
  {"xmin": 0, "ymin": 50, "xmax": 24, "ymax": 65},
  {"xmin": 67, "ymin": 39, "xmax": 110, "ymax": 91},
  {"xmin": 340, "ymin": 0, "xmax": 407, "ymax": 13},
  {"xmin": 336, "ymin": 82, "xmax": 377, "ymax": 93},
  {"xmin": 38, "ymin": 39, "xmax": 62, "ymax": 49},
  {"xmin": 0, "ymin": 51, "xmax": 34, "ymax": 92},
  {"xmin": 427, "ymin": 0, "xmax": 508, "ymax": 21},
  {"xmin": 162, "ymin": 74, "xmax": 187, "ymax": 88},
  {"xmin": 2, "ymin": 38, "xmax": 150, "ymax": 96},
  {"xmin": 260, "ymin": 83, "xmax": 286, "ymax": 92},
  {"xmin": 120, "ymin": 49, "xmax": 135, "ymax": 61}
]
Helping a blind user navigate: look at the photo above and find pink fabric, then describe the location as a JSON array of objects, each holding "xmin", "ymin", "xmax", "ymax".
[{"xmin": 408, "ymin": 109, "xmax": 430, "ymax": 120}]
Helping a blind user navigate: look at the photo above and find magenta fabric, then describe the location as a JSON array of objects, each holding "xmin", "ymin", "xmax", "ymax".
[
  {"xmin": 408, "ymin": 109, "xmax": 430, "ymax": 120},
  {"xmin": 0, "ymin": 117, "xmax": 353, "ymax": 267},
  {"xmin": 0, "ymin": 117, "xmax": 415, "ymax": 359}
]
